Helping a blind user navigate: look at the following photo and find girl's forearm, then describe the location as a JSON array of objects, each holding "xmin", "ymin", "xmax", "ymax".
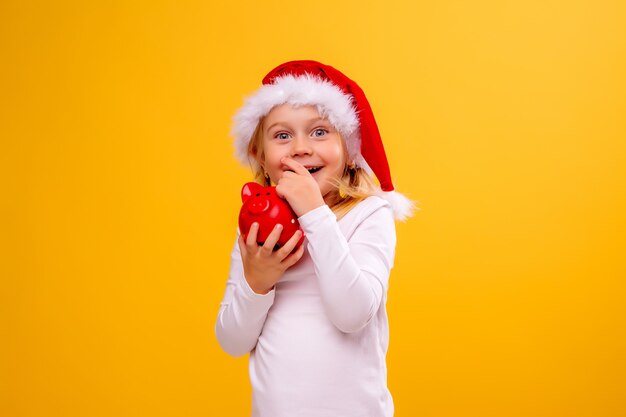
[
  {"xmin": 215, "ymin": 237, "xmax": 276, "ymax": 356},
  {"xmin": 299, "ymin": 203, "xmax": 395, "ymax": 333}
]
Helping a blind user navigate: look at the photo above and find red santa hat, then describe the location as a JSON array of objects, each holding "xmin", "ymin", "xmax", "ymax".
[{"xmin": 231, "ymin": 60, "xmax": 415, "ymax": 221}]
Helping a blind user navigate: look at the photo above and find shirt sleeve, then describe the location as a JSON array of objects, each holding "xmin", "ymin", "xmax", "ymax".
[
  {"xmin": 214, "ymin": 230, "xmax": 276, "ymax": 357},
  {"xmin": 298, "ymin": 200, "xmax": 396, "ymax": 333}
]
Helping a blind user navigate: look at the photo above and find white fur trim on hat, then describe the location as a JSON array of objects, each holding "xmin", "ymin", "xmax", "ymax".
[
  {"xmin": 375, "ymin": 189, "xmax": 419, "ymax": 222},
  {"xmin": 231, "ymin": 73, "xmax": 369, "ymax": 172}
]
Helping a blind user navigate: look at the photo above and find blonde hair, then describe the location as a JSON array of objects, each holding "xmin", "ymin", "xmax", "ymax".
[{"xmin": 246, "ymin": 116, "xmax": 379, "ymax": 221}]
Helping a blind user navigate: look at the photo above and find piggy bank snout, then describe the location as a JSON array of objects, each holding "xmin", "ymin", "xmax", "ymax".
[{"xmin": 247, "ymin": 198, "xmax": 270, "ymax": 214}]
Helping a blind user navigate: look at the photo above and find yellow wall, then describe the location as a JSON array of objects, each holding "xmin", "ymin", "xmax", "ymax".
[{"xmin": 2, "ymin": 1, "xmax": 625, "ymax": 416}]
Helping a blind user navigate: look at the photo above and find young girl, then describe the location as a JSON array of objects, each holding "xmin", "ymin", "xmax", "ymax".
[{"xmin": 215, "ymin": 60, "xmax": 416, "ymax": 417}]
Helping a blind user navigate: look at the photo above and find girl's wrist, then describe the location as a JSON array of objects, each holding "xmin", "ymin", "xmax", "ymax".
[
  {"xmin": 251, "ymin": 284, "xmax": 273, "ymax": 295},
  {"xmin": 295, "ymin": 198, "xmax": 325, "ymax": 218},
  {"xmin": 245, "ymin": 275, "xmax": 274, "ymax": 295},
  {"xmin": 298, "ymin": 203, "xmax": 332, "ymax": 224},
  {"xmin": 248, "ymin": 282, "xmax": 274, "ymax": 295}
]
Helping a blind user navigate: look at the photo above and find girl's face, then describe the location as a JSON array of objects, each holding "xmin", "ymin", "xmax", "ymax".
[{"xmin": 260, "ymin": 104, "xmax": 348, "ymax": 202}]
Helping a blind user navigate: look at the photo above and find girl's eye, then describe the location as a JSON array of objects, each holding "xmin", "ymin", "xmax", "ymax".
[
  {"xmin": 313, "ymin": 129, "xmax": 327, "ymax": 137},
  {"xmin": 275, "ymin": 133, "xmax": 290, "ymax": 140}
]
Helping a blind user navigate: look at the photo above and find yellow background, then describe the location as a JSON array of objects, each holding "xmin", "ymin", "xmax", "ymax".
[{"xmin": 2, "ymin": 0, "xmax": 625, "ymax": 416}]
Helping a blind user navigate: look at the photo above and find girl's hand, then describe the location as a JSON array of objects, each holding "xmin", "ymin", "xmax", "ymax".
[
  {"xmin": 238, "ymin": 222, "xmax": 305, "ymax": 295},
  {"xmin": 276, "ymin": 157, "xmax": 325, "ymax": 217}
]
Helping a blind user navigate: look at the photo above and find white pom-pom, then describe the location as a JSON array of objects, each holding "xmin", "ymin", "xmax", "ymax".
[{"xmin": 375, "ymin": 189, "xmax": 419, "ymax": 222}]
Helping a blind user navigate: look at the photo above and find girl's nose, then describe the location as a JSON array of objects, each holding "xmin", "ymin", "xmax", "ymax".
[{"xmin": 289, "ymin": 135, "xmax": 312, "ymax": 157}]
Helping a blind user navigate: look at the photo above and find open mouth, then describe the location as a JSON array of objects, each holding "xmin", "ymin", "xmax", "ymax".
[{"xmin": 306, "ymin": 166, "xmax": 323, "ymax": 174}]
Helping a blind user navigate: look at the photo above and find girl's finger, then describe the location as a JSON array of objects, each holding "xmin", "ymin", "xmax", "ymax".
[
  {"xmin": 277, "ymin": 230, "xmax": 302, "ymax": 260},
  {"xmin": 281, "ymin": 243, "xmax": 305, "ymax": 268},
  {"xmin": 275, "ymin": 185, "xmax": 285, "ymax": 199},
  {"xmin": 246, "ymin": 223, "xmax": 259, "ymax": 249},
  {"xmin": 281, "ymin": 157, "xmax": 309, "ymax": 176},
  {"xmin": 260, "ymin": 223, "xmax": 283, "ymax": 254}
]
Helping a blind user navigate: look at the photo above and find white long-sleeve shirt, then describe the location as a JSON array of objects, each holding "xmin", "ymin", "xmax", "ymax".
[{"xmin": 215, "ymin": 196, "xmax": 397, "ymax": 417}]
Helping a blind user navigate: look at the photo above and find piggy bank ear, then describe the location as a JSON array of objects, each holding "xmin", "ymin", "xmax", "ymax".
[{"xmin": 242, "ymin": 182, "xmax": 263, "ymax": 202}]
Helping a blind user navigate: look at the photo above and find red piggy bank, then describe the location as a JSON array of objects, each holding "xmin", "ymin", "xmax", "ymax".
[{"xmin": 239, "ymin": 182, "xmax": 305, "ymax": 250}]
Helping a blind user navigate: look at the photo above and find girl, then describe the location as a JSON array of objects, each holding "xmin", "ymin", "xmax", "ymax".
[{"xmin": 215, "ymin": 60, "xmax": 416, "ymax": 417}]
